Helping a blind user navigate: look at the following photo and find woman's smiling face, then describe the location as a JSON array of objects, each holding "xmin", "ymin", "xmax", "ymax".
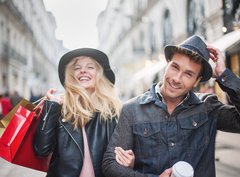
[{"xmin": 73, "ymin": 56, "xmax": 98, "ymax": 94}]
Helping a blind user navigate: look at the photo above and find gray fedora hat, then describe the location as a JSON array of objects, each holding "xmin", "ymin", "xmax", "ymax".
[
  {"xmin": 164, "ymin": 35, "xmax": 212, "ymax": 82},
  {"xmin": 58, "ymin": 48, "xmax": 115, "ymax": 86}
]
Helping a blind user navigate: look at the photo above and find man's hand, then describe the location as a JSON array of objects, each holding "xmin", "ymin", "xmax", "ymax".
[
  {"xmin": 159, "ymin": 168, "xmax": 172, "ymax": 177},
  {"xmin": 207, "ymin": 45, "xmax": 226, "ymax": 77},
  {"xmin": 115, "ymin": 147, "xmax": 135, "ymax": 168}
]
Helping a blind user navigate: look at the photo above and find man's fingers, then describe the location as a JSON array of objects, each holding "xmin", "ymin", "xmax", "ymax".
[{"xmin": 159, "ymin": 168, "xmax": 172, "ymax": 177}]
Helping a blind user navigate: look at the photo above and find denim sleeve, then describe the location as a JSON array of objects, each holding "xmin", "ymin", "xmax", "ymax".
[
  {"xmin": 213, "ymin": 69, "xmax": 240, "ymax": 132},
  {"xmin": 102, "ymin": 103, "xmax": 152, "ymax": 177},
  {"xmin": 216, "ymin": 68, "xmax": 240, "ymax": 105}
]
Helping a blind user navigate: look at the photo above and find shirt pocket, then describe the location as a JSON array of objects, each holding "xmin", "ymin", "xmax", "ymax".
[
  {"xmin": 178, "ymin": 113, "xmax": 209, "ymax": 150},
  {"xmin": 133, "ymin": 122, "xmax": 165, "ymax": 157}
]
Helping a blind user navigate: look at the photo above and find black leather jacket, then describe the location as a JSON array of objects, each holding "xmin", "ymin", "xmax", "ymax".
[{"xmin": 34, "ymin": 100, "xmax": 117, "ymax": 177}]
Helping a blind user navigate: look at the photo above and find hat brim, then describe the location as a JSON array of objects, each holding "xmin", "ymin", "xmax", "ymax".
[
  {"xmin": 58, "ymin": 48, "xmax": 115, "ymax": 86},
  {"xmin": 164, "ymin": 45, "xmax": 212, "ymax": 82}
]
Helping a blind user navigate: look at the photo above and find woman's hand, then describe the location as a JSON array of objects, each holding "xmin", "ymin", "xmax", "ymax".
[
  {"xmin": 46, "ymin": 88, "xmax": 63, "ymax": 104},
  {"xmin": 115, "ymin": 147, "xmax": 135, "ymax": 168}
]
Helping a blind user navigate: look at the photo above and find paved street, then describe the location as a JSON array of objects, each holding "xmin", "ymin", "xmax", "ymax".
[
  {"xmin": 0, "ymin": 131, "xmax": 239, "ymax": 177},
  {"xmin": 215, "ymin": 131, "xmax": 240, "ymax": 177},
  {"xmin": 0, "ymin": 158, "xmax": 46, "ymax": 177}
]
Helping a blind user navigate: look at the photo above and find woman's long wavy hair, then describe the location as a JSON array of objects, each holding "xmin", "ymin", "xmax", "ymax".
[{"xmin": 62, "ymin": 56, "xmax": 122, "ymax": 129}]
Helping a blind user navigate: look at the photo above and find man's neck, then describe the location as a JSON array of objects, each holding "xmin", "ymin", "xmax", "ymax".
[
  {"xmin": 155, "ymin": 83, "xmax": 189, "ymax": 114},
  {"xmin": 162, "ymin": 96, "xmax": 184, "ymax": 114}
]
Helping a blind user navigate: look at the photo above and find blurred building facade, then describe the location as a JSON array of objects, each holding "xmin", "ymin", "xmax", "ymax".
[
  {"xmin": 0, "ymin": 0, "xmax": 67, "ymax": 99},
  {"xmin": 97, "ymin": 0, "xmax": 240, "ymax": 101}
]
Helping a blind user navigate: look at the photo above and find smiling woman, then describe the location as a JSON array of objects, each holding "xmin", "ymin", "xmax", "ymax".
[
  {"xmin": 33, "ymin": 47, "xmax": 136, "ymax": 177},
  {"xmin": 43, "ymin": 0, "xmax": 107, "ymax": 49}
]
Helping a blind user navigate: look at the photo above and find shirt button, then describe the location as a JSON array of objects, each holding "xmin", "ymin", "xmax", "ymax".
[
  {"xmin": 192, "ymin": 120, "xmax": 197, "ymax": 127},
  {"xmin": 143, "ymin": 128, "xmax": 148, "ymax": 135},
  {"xmin": 169, "ymin": 141, "xmax": 176, "ymax": 147},
  {"xmin": 221, "ymin": 76, "xmax": 227, "ymax": 82}
]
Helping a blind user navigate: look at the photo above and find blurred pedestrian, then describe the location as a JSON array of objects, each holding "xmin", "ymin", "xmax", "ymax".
[
  {"xmin": 102, "ymin": 35, "xmax": 240, "ymax": 177},
  {"xmin": 0, "ymin": 93, "xmax": 13, "ymax": 118},
  {"xmin": 34, "ymin": 48, "xmax": 133, "ymax": 177},
  {"xmin": 9, "ymin": 91, "xmax": 23, "ymax": 107},
  {"xmin": 0, "ymin": 94, "xmax": 3, "ymax": 119}
]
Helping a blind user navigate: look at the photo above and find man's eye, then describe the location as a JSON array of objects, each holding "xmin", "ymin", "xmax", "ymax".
[
  {"xmin": 171, "ymin": 65, "xmax": 178, "ymax": 70},
  {"xmin": 186, "ymin": 73, "xmax": 193, "ymax": 78}
]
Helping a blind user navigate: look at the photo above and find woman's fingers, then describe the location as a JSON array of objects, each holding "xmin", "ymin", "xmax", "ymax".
[
  {"xmin": 115, "ymin": 147, "xmax": 133, "ymax": 163},
  {"xmin": 46, "ymin": 88, "xmax": 57, "ymax": 99},
  {"xmin": 115, "ymin": 153, "xmax": 124, "ymax": 166},
  {"xmin": 115, "ymin": 147, "xmax": 135, "ymax": 168},
  {"xmin": 115, "ymin": 149, "xmax": 127, "ymax": 165}
]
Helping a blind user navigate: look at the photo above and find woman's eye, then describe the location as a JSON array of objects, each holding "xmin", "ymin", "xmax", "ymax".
[{"xmin": 74, "ymin": 67, "xmax": 80, "ymax": 70}]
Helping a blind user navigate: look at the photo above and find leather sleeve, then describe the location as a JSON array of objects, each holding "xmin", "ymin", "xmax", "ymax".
[{"xmin": 34, "ymin": 100, "xmax": 62, "ymax": 156}]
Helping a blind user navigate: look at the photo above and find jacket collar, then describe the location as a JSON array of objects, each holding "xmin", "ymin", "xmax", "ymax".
[
  {"xmin": 139, "ymin": 84, "xmax": 157, "ymax": 105},
  {"xmin": 139, "ymin": 83, "xmax": 203, "ymax": 107}
]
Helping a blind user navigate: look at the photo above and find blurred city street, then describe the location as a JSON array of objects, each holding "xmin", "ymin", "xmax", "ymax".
[
  {"xmin": 0, "ymin": 0, "xmax": 240, "ymax": 177},
  {"xmin": 0, "ymin": 131, "xmax": 239, "ymax": 177},
  {"xmin": 0, "ymin": 158, "xmax": 46, "ymax": 177},
  {"xmin": 215, "ymin": 131, "xmax": 240, "ymax": 177}
]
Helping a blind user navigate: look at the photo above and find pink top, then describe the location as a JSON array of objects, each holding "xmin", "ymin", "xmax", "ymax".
[{"xmin": 79, "ymin": 126, "xmax": 95, "ymax": 177}]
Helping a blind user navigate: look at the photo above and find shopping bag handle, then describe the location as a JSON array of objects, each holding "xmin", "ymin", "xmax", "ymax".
[
  {"xmin": 33, "ymin": 96, "xmax": 47, "ymax": 111},
  {"xmin": 32, "ymin": 96, "xmax": 47, "ymax": 105}
]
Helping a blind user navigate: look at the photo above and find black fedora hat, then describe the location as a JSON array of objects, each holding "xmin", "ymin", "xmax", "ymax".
[
  {"xmin": 164, "ymin": 35, "xmax": 212, "ymax": 82},
  {"xmin": 58, "ymin": 48, "xmax": 115, "ymax": 86}
]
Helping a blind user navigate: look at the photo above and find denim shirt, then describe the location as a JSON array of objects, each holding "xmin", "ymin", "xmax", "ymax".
[{"xmin": 102, "ymin": 69, "xmax": 240, "ymax": 177}]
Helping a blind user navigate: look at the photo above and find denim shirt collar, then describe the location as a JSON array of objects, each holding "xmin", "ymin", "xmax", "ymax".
[{"xmin": 139, "ymin": 83, "xmax": 203, "ymax": 107}]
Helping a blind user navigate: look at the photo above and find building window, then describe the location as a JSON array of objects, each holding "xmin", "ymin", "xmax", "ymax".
[
  {"xmin": 187, "ymin": 0, "xmax": 206, "ymax": 37},
  {"xmin": 163, "ymin": 9, "xmax": 173, "ymax": 46},
  {"xmin": 223, "ymin": 0, "xmax": 240, "ymax": 33},
  {"xmin": 148, "ymin": 21, "xmax": 156, "ymax": 54}
]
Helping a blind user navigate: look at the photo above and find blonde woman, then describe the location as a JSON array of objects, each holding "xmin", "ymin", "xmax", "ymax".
[{"xmin": 34, "ymin": 48, "xmax": 132, "ymax": 177}]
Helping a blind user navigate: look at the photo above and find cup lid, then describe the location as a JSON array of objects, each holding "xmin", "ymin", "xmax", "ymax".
[{"xmin": 172, "ymin": 161, "xmax": 194, "ymax": 177}]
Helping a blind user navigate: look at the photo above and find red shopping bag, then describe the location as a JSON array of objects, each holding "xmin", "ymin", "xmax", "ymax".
[{"xmin": 0, "ymin": 98, "xmax": 50, "ymax": 172}]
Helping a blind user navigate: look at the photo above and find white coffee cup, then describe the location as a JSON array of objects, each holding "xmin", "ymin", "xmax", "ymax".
[{"xmin": 171, "ymin": 161, "xmax": 194, "ymax": 177}]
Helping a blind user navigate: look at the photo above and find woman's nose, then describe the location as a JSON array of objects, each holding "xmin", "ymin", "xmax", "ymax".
[{"xmin": 80, "ymin": 67, "xmax": 86, "ymax": 73}]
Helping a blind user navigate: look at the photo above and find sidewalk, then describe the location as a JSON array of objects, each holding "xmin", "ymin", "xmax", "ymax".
[
  {"xmin": 0, "ymin": 158, "xmax": 46, "ymax": 177},
  {"xmin": 215, "ymin": 131, "xmax": 240, "ymax": 177}
]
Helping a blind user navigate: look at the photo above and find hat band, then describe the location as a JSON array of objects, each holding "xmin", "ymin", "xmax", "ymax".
[{"xmin": 181, "ymin": 44, "xmax": 206, "ymax": 59}]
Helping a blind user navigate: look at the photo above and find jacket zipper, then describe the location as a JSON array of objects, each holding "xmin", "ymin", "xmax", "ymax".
[
  {"xmin": 60, "ymin": 121, "xmax": 84, "ymax": 159},
  {"xmin": 41, "ymin": 102, "xmax": 54, "ymax": 131}
]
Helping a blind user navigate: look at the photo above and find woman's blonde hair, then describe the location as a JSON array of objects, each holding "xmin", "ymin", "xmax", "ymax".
[{"xmin": 62, "ymin": 56, "xmax": 122, "ymax": 129}]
